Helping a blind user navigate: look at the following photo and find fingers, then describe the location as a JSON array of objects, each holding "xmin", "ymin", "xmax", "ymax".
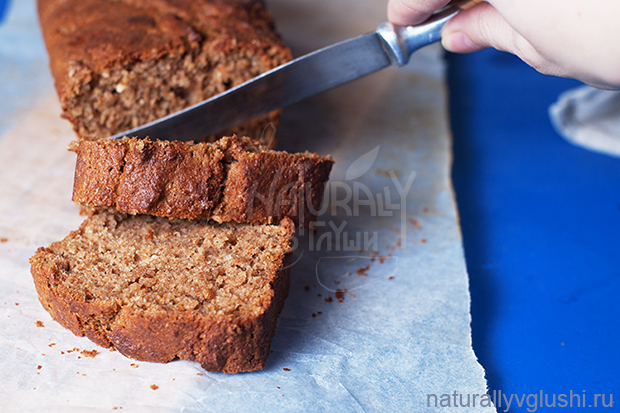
[
  {"xmin": 441, "ymin": 2, "xmax": 561, "ymax": 76},
  {"xmin": 387, "ymin": 0, "xmax": 450, "ymax": 26}
]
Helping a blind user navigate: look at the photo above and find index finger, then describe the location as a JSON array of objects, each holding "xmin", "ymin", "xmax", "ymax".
[{"xmin": 387, "ymin": 0, "xmax": 451, "ymax": 25}]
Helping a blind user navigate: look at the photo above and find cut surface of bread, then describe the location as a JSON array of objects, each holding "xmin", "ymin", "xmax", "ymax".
[
  {"xmin": 71, "ymin": 136, "xmax": 334, "ymax": 227},
  {"xmin": 30, "ymin": 210, "xmax": 295, "ymax": 373},
  {"xmin": 37, "ymin": 0, "xmax": 292, "ymax": 145}
]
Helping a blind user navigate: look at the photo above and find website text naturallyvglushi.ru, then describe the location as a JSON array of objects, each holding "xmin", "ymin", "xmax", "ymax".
[{"xmin": 427, "ymin": 390, "xmax": 613, "ymax": 411}]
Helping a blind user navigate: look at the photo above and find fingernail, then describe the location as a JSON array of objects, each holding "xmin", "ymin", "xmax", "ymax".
[{"xmin": 442, "ymin": 31, "xmax": 479, "ymax": 53}]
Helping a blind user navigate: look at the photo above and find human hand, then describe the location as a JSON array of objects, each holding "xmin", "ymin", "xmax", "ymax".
[{"xmin": 387, "ymin": 0, "xmax": 620, "ymax": 90}]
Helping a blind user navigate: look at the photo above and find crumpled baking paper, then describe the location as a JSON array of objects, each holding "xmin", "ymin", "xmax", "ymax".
[
  {"xmin": 0, "ymin": 0, "xmax": 491, "ymax": 411},
  {"xmin": 549, "ymin": 85, "xmax": 620, "ymax": 158}
]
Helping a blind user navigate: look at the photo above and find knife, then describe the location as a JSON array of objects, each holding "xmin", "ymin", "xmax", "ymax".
[{"xmin": 109, "ymin": 0, "xmax": 482, "ymax": 142}]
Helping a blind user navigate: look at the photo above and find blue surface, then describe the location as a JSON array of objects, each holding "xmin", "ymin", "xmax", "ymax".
[
  {"xmin": 448, "ymin": 49, "xmax": 620, "ymax": 408},
  {"xmin": 0, "ymin": 0, "xmax": 8, "ymax": 24}
]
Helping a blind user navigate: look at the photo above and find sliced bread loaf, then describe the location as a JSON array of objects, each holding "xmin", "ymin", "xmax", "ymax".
[
  {"xmin": 30, "ymin": 210, "xmax": 295, "ymax": 373},
  {"xmin": 37, "ymin": 0, "xmax": 292, "ymax": 145},
  {"xmin": 71, "ymin": 136, "xmax": 333, "ymax": 227}
]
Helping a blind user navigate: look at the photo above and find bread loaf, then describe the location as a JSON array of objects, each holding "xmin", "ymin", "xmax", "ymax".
[
  {"xmin": 37, "ymin": 0, "xmax": 292, "ymax": 145},
  {"xmin": 30, "ymin": 210, "xmax": 295, "ymax": 373}
]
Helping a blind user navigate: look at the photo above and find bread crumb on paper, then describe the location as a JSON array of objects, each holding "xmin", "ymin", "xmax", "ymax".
[{"xmin": 80, "ymin": 349, "xmax": 98, "ymax": 358}]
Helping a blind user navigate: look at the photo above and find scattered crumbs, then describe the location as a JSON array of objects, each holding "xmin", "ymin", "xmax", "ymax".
[
  {"xmin": 420, "ymin": 238, "xmax": 427, "ymax": 244},
  {"xmin": 283, "ymin": 368, "xmax": 290, "ymax": 372},
  {"xmin": 66, "ymin": 347, "xmax": 79, "ymax": 353},
  {"xmin": 282, "ymin": 395, "xmax": 284, "ymax": 397},
  {"xmin": 41, "ymin": 354, "xmax": 45, "ymax": 356},
  {"xmin": 130, "ymin": 363, "xmax": 138, "ymax": 368},
  {"xmin": 77, "ymin": 356, "xmax": 82, "ymax": 359},
  {"xmin": 370, "ymin": 255, "xmax": 376, "ymax": 263},
  {"xmin": 312, "ymin": 313, "xmax": 317, "ymax": 317},
  {"xmin": 317, "ymin": 293, "xmax": 322, "ymax": 297},
  {"xmin": 109, "ymin": 347, "xmax": 117, "ymax": 352},
  {"xmin": 196, "ymin": 372, "xmax": 203, "ymax": 376},
  {"xmin": 349, "ymin": 294, "xmax": 356, "ymax": 298},
  {"xmin": 396, "ymin": 238, "xmax": 402, "ymax": 247},
  {"xmin": 61, "ymin": 351, "xmax": 65, "ymax": 355},
  {"xmin": 37, "ymin": 365, "xmax": 42, "ymax": 370},
  {"xmin": 113, "ymin": 368, "xmax": 115, "ymax": 371},
  {"xmin": 356, "ymin": 264, "xmax": 370, "ymax": 277},
  {"xmin": 277, "ymin": 386, "xmax": 280, "ymax": 389},
  {"xmin": 324, "ymin": 296, "xmax": 333, "ymax": 303},
  {"xmin": 422, "ymin": 206, "xmax": 429, "ymax": 213},
  {"xmin": 48, "ymin": 343, "xmax": 56, "ymax": 347},
  {"xmin": 387, "ymin": 252, "xmax": 392, "ymax": 258},
  {"xmin": 304, "ymin": 285, "xmax": 311, "ymax": 291},
  {"xmin": 408, "ymin": 218, "xmax": 422, "ymax": 230},
  {"xmin": 388, "ymin": 276, "xmax": 394, "ymax": 280},
  {"xmin": 378, "ymin": 255, "xmax": 386, "ymax": 264},
  {"xmin": 150, "ymin": 384, "xmax": 159, "ymax": 390},
  {"xmin": 15, "ymin": 303, "xmax": 19, "ymax": 306},
  {"xmin": 318, "ymin": 311, "xmax": 322, "ymax": 315},
  {"xmin": 80, "ymin": 349, "xmax": 99, "ymax": 358},
  {"xmin": 0, "ymin": 237, "xmax": 8, "ymax": 243},
  {"xmin": 35, "ymin": 320, "xmax": 45, "ymax": 328},
  {"xmin": 335, "ymin": 289, "xmax": 345, "ymax": 303},
  {"xmin": 172, "ymin": 378, "xmax": 175, "ymax": 381},
  {"xmin": 334, "ymin": 280, "xmax": 340, "ymax": 284},
  {"xmin": 82, "ymin": 373, "xmax": 87, "ymax": 376}
]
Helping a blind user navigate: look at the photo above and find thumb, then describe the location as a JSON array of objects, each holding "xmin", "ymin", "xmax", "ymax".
[
  {"xmin": 440, "ymin": 2, "xmax": 557, "ymax": 76},
  {"xmin": 442, "ymin": 2, "xmax": 536, "ymax": 56}
]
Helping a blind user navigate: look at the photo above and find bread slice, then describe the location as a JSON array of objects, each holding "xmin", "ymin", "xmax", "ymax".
[
  {"xmin": 37, "ymin": 0, "xmax": 292, "ymax": 145},
  {"xmin": 71, "ymin": 136, "xmax": 333, "ymax": 227},
  {"xmin": 30, "ymin": 210, "xmax": 295, "ymax": 373}
]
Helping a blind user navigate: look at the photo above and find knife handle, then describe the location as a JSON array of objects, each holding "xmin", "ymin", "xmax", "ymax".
[{"xmin": 377, "ymin": 0, "xmax": 485, "ymax": 66}]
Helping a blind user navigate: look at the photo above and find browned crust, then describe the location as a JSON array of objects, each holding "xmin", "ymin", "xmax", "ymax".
[
  {"xmin": 37, "ymin": 0, "xmax": 292, "ymax": 144},
  {"xmin": 72, "ymin": 136, "xmax": 334, "ymax": 226},
  {"xmin": 29, "ymin": 216, "xmax": 294, "ymax": 373}
]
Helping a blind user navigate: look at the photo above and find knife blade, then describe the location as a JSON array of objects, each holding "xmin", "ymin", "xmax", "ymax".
[{"xmin": 109, "ymin": 0, "xmax": 482, "ymax": 142}]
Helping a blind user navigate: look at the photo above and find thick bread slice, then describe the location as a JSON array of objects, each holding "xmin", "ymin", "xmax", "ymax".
[
  {"xmin": 30, "ymin": 210, "xmax": 295, "ymax": 373},
  {"xmin": 37, "ymin": 0, "xmax": 292, "ymax": 145},
  {"xmin": 71, "ymin": 136, "xmax": 333, "ymax": 227}
]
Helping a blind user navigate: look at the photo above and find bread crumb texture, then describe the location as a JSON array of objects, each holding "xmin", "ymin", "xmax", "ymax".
[{"xmin": 30, "ymin": 211, "xmax": 295, "ymax": 373}]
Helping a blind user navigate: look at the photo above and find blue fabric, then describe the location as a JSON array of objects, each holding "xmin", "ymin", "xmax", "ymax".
[{"xmin": 448, "ymin": 49, "xmax": 620, "ymax": 404}]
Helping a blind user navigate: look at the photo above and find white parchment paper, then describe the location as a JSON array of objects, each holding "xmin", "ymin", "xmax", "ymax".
[{"xmin": 0, "ymin": 0, "xmax": 492, "ymax": 411}]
